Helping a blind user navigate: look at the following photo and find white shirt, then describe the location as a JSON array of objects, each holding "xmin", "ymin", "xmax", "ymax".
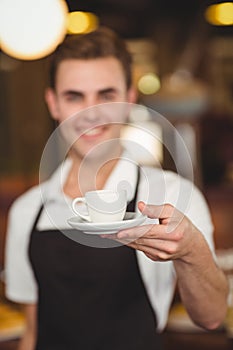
[{"xmin": 5, "ymin": 151, "xmax": 215, "ymax": 331}]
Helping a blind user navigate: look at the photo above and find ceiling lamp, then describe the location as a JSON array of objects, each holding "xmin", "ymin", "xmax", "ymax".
[{"xmin": 0, "ymin": 0, "xmax": 68, "ymax": 60}]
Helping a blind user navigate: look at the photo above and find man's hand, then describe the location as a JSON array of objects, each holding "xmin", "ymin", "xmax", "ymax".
[
  {"xmin": 116, "ymin": 201, "xmax": 199, "ymax": 262},
  {"xmin": 103, "ymin": 201, "xmax": 229, "ymax": 330}
]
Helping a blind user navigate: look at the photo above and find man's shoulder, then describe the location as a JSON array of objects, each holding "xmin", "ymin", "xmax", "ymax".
[{"xmin": 9, "ymin": 183, "xmax": 45, "ymax": 218}]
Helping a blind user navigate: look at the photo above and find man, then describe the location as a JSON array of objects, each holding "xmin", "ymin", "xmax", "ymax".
[{"xmin": 5, "ymin": 27, "xmax": 228, "ymax": 350}]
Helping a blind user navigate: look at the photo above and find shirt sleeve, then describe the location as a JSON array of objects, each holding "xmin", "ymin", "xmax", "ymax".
[
  {"xmin": 137, "ymin": 167, "xmax": 216, "ymax": 331},
  {"xmin": 184, "ymin": 181, "xmax": 215, "ymax": 253},
  {"xmin": 4, "ymin": 193, "xmax": 39, "ymax": 304}
]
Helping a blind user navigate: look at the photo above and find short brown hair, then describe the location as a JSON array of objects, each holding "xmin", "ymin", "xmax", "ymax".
[{"xmin": 49, "ymin": 27, "xmax": 132, "ymax": 89}]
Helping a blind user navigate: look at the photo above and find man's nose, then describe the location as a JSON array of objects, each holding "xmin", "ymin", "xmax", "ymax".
[{"xmin": 82, "ymin": 105, "xmax": 100, "ymax": 122}]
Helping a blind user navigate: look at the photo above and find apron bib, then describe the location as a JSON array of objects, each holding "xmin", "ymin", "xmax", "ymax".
[{"xmin": 28, "ymin": 168, "xmax": 162, "ymax": 349}]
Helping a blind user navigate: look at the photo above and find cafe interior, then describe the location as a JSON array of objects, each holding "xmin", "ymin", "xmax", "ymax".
[{"xmin": 0, "ymin": 0, "xmax": 233, "ymax": 349}]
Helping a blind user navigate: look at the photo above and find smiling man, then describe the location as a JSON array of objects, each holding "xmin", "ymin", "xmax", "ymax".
[{"xmin": 5, "ymin": 27, "xmax": 228, "ymax": 350}]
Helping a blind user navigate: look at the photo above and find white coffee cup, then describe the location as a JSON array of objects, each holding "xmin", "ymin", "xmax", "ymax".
[{"xmin": 72, "ymin": 189, "xmax": 127, "ymax": 223}]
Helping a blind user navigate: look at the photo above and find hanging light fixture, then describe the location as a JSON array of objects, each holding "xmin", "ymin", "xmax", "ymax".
[{"xmin": 0, "ymin": 0, "xmax": 68, "ymax": 60}]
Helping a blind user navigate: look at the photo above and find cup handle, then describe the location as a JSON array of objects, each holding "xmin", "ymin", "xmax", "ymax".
[{"xmin": 72, "ymin": 198, "xmax": 91, "ymax": 222}]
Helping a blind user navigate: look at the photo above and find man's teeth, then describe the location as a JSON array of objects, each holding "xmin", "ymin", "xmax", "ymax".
[{"xmin": 84, "ymin": 128, "xmax": 102, "ymax": 136}]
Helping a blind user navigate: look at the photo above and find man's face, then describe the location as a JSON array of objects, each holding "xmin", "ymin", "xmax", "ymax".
[{"xmin": 46, "ymin": 57, "xmax": 136, "ymax": 160}]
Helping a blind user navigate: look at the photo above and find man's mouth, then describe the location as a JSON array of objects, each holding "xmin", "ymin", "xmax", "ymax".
[{"xmin": 81, "ymin": 125, "xmax": 108, "ymax": 138}]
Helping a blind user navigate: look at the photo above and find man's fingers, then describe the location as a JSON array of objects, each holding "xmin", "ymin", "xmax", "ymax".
[
  {"xmin": 117, "ymin": 222, "xmax": 167, "ymax": 240},
  {"xmin": 138, "ymin": 201, "xmax": 176, "ymax": 220}
]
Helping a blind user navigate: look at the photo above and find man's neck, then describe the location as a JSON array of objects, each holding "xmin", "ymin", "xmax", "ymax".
[{"xmin": 63, "ymin": 147, "xmax": 123, "ymax": 198}]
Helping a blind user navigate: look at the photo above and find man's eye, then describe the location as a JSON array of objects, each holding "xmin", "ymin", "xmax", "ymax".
[
  {"xmin": 101, "ymin": 93, "xmax": 116, "ymax": 101},
  {"xmin": 65, "ymin": 94, "xmax": 82, "ymax": 101}
]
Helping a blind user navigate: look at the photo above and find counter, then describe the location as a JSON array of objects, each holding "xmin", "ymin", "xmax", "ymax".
[{"xmin": 0, "ymin": 330, "xmax": 232, "ymax": 350}]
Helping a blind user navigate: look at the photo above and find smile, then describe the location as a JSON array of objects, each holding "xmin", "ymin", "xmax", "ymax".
[{"xmin": 81, "ymin": 125, "xmax": 108, "ymax": 139}]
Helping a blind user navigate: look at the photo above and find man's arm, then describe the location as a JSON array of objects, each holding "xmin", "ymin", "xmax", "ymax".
[
  {"xmin": 115, "ymin": 202, "xmax": 229, "ymax": 330},
  {"xmin": 173, "ymin": 229, "xmax": 228, "ymax": 330},
  {"xmin": 18, "ymin": 304, "xmax": 37, "ymax": 350}
]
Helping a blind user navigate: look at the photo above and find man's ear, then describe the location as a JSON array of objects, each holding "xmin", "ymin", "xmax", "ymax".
[
  {"xmin": 127, "ymin": 85, "xmax": 138, "ymax": 104},
  {"xmin": 45, "ymin": 87, "xmax": 59, "ymax": 121}
]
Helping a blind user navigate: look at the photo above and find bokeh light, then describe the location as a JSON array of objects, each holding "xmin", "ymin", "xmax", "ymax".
[
  {"xmin": 67, "ymin": 11, "xmax": 99, "ymax": 34},
  {"xmin": 0, "ymin": 0, "xmax": 68, "ymax": 60},
  {"xmin": 205, "ymin": 2, "xmax": 233, "ymax": 26},
  {"xmin": 137, "ymin": 73, "xmax": 161, "ymax": 95}
]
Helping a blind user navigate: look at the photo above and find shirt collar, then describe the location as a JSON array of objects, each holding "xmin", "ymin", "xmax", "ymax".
[{"xmin": 41, "ymin": 150, "xmax": 138, "ymax": 204}]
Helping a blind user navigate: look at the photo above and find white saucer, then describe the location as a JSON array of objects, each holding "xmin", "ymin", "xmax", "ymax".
[{"xmin": 67, "ymin": 212, "xmax": 147, "ymax": 235}]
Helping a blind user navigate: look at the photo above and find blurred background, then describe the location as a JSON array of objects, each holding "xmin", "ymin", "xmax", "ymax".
[{"xmin": 0, "ymin": 0, "xmax": 233, "ymax": 348}]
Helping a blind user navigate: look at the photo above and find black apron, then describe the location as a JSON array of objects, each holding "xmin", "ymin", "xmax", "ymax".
[{"xmin": 28, "ymin": 168, "xmax": 162, "ymax": 350}]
